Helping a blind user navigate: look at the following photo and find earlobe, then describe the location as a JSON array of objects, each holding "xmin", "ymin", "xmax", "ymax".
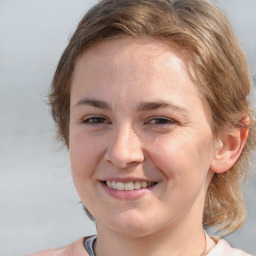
[{"xmin": 210, "ymin": 122, "xmax": 249, "ymax": 174}]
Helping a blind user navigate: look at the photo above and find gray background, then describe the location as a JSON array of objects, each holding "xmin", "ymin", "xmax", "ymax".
[{"xmin": 0, "ymin": 0, "xmax": 255, "ymax": 255}]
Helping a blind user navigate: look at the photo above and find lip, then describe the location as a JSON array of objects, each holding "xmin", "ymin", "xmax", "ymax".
[
  {"xmin": 103, "ymin": 177, "xmax": 157, "ymax": 183},
  {"xmin": 99, "ymin": 180, "xmax": 157, "ymax": 200}
]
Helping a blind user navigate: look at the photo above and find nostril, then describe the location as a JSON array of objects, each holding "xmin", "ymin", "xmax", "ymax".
[{"xmin": 104, "ymin": 152, "xmax": 144, "ymax": 169}]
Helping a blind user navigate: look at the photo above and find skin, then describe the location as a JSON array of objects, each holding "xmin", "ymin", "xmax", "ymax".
[{"xmin": 69, "ymin": 37, "xmax": 244, "ymax": 256}]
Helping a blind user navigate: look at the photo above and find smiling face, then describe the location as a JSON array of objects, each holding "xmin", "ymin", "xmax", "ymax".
[{"xmin": 69, "ymin": 37, "xmax": 218, "ymax": 238}]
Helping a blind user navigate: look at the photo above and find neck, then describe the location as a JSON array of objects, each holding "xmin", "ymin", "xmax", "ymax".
[{"xmin": 95, "ymin": 218, "xmax": 206, "ymax": 256}]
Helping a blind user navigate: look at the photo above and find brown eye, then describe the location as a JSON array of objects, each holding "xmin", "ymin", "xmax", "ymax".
[
  {"xmin": 83, "ymin": 116, "xmax": 109, "ymax": 124},
  {"xmin": 147, "ymin": 117, "xmax": 175, "ymax": 125}
]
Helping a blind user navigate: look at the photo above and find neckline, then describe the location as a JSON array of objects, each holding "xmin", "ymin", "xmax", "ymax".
[
  {"xmin": 83, "ymin": 233, "xmax": 217, "ymax": 256},
  {"xmin": 202, "ymin": 233, "xmax": 217, "ymax": 255}
]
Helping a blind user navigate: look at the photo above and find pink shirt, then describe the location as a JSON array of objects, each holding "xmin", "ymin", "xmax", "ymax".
[{"xmin": 27, "ymin": 236, "xmax": 253, "ymax": 256}]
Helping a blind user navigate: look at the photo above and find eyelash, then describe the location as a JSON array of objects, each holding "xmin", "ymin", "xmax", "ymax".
[
  {"xmin": 82, "ymin": 116, "xmax": 110, "ymax": 125},
  {"xmin": 146, "ymin": 117, "xmax": 176, "ymax": 126}
]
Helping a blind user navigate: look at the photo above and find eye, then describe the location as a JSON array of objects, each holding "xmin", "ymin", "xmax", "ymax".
[
  {"xmin": 82, "ymin": 116, "xmax": 110, "ymax": 125},
  {"xmin": 146, "ymin": 117, "xmax": 176, "ymax": 125}
]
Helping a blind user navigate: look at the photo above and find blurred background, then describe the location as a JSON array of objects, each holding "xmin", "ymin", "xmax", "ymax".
[{"xmin": 0, "ymin": 0, "xmax": 255, "ymax": 255}]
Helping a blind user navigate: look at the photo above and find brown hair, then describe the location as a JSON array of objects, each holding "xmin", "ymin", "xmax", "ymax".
[{"xmin": 49, "ymin": 0, "xmax": 255, "ymax": 235}]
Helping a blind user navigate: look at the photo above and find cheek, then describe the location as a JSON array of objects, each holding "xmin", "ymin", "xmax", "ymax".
[
  {"xmin": 69, "ymin": 131, "xmax": 105, "ymax": 179},
  {"xmin": 147, "ymin": 132, "xmax": 214, "ymax": 181},
  {"xmin": 69, "ymin": 132, "xmax": 107, "ymax": 208}
]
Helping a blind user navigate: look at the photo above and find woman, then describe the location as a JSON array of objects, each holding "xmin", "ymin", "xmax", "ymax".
[{"xmin": 29, "ymin": 0, "xmax": 255, "ymax": 255}]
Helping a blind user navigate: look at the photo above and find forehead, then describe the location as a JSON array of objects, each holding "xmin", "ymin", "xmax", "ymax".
[
  {"xmin": 75, "ymin": 37, "xmax": 188, "ymax": 73},
  {"xmin": 71, "ymin": 36, "xmax": 209, "ymax": 117},
  {"xmin": 73, "ymin": 37, "xmax": 190, "ymax": 90}
]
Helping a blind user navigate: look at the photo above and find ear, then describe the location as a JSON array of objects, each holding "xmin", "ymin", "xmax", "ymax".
[{"xmin": 210, "ymin": 118, "xmax": 249, "ymax": 174}]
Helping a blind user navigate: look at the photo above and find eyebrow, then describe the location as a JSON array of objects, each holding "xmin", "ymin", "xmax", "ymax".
[
  {"xmin": 74, "ymin": 98, "xmax": 190, "ymax": 115},
  {"xmin": 74, "ymin": 98, "xmax": 110, "ymax": 109},
  {"xmin": 137, "ymin": 101, "xmax": 189, "ymax": 114}
]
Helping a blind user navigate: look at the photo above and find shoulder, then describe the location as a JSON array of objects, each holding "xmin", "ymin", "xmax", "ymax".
[
  {"xmin": 207, "ymin": 237, "xmax": 253, "ymax": 256},
  {"xmin": 26, "ymin": 237, "xmax": 89, "ymax": 256}
]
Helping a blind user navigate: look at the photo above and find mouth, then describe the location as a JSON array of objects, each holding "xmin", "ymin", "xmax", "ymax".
[{"xmin": 102, "ymin": 180, "xmax": 157, "ymax": 191}]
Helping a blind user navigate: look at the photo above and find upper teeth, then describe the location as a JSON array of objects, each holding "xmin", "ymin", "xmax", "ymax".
[{"xmin": 106, "ymin": 181, "xmax": 155, "ymax": 191}]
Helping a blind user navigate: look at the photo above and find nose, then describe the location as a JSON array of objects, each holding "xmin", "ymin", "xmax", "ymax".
[{"xmin": 104, "ymin": 125, "xmax": 145, "ymax": 169}]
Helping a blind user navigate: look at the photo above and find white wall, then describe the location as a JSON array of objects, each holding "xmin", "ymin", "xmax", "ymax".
[{"xmin": 0, "ymin": 0, "xmax": 255, "ymax": 255}]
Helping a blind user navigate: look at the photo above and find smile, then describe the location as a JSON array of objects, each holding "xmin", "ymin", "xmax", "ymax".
[{"xmin": 104, "ymin": 181, "xmax": 156, "ymax": 191}]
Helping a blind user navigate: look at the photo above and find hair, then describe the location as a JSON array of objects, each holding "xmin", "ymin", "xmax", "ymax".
[{"xmin": 49, "ymin": 0, "xmax": 255, "ymax": 235}]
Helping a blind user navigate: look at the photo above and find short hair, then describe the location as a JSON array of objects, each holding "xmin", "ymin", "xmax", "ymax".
[{"xmin": 49, "ymin": 0, "xmax": 256, "ymax": 235}]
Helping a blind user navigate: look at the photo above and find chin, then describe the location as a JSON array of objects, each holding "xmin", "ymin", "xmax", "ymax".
[{"xmin": 97, "ymin": 211, "xmax": 160, "ymax": 238}]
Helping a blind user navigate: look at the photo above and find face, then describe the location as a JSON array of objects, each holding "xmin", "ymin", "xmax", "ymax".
[{"xmin": 69, "ymin": 37, "xmax": 217, "ymax": 237}]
